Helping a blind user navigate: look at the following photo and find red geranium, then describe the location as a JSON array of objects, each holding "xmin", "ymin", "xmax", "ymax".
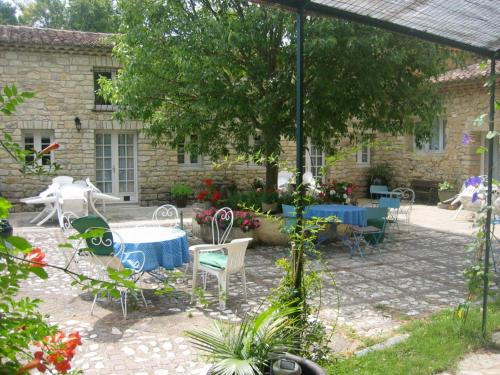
[
  {"xmin": 210, "ymin": 191, "xmax": 222, "ymax": 203},
  {"xmin": 25, "ymin": 247, "xmax": 47, "ymax": 268}
]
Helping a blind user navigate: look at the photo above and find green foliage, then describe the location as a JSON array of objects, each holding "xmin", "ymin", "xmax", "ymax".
[
  {"xmin": 170, "ymin": 183, "xmax": 193, "ymax": 198},
  {"xmin": 1, "ymin": 84, "xmax": 61, "ymax": 176},
  {"xmin": 224, "ymin": 190, "xmax": 263, "ymax": 211},
  {"xmin": 185, "ymin": 304, "xmax": 300, "ymax": 375},
  {"xmin": 325, "ymin": 306, "xmax": 500, "ymax": 375},
  {"xmin": 18, "ymin": 0, "xmax": 118, "ymax": 32},
  {"xmin": 103, "ymin": 0, "xmax": 454, "ymax": 186},
  {"xmin": 0, "ymin": 0, "xmax": 18, "ymax": 25},
  {"xmin": 438, "ymin": 180, "xmax": 454, "ymax": 191}
]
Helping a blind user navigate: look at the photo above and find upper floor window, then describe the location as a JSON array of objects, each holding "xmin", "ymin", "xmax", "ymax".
[
  {"xmin": 356, "ymin": 144, "xmax": 371, "ymax": 165},
  {"xmin": 416, "ymin": 118, "xmax": 447, "ymax": 153},
  {"xmin": 177, "ymin": 135, "xmax": 200, "ymax": 166},
  {"xmin": 93, "ymin": 68, "xmax": 116, "ymax": 111},
  {"xmin": 304, "ymin": 140, "xmax": 324, "ymax": 180},
  {"xmin": 23, "ymin": 131, "xmax": 54, "ymax": 166}
]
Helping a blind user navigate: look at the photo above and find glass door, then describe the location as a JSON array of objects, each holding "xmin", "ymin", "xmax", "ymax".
[{"xmin": 95, "ymin": 132, "xmax": 137, "ymax": 202}]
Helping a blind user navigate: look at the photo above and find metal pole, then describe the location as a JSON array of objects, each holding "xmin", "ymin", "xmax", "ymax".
[
  {"xmin": 293, "ymin": 3, "xmax": 305, "ymax": 294},
  {"xmin": 482, "ymin": 55, "xmax": 496, "ymax": 336},
  {"xmin": 180, "ymin": 210, "xmax": 184, "ymax": 230}
]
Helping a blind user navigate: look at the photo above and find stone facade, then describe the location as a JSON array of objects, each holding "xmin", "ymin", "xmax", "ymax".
[
  {"xmin": 0, "ymin": 26, "xmax": 265, "ymax": 211},
  {"xmin": 1, "ymin": 25, "xmax": 498, "ymax": 210}
]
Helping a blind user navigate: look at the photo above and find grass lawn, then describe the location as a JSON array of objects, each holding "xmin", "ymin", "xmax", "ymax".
[{"xmin": 324, "ymin": 303, "xmax": 500, "ymax": 375}]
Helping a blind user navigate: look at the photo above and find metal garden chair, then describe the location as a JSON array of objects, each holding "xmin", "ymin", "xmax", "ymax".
[
  {"xmin": 348, "ymin": 207, "xmax": 388, "ymax": 259},
  {"xmin": 152, "ymin": 204, "xmax": 180, "ymax": 228}
]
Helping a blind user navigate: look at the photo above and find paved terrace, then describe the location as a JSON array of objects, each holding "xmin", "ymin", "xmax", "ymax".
[{"xmin": 9, "ymin": 204, "xmax": 500, "ymax": 375}]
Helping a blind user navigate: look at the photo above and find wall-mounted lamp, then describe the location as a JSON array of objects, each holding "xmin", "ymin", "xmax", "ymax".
[{"xmin": 74, "ymin": 117, "xmax": 82, "ymax": 132}]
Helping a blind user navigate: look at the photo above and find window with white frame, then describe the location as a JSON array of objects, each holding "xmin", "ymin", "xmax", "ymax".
[
  {"xmin": 93, "ymin": 68, "xmax": 117, "ymax": 111},
  {"xmin": 416, "ymin": 118, "xmax": 447, "ymax": 153},
  {"xmin": 23, "ymin": 131, "xmax": 54, "ymax": 166},
  {"xmin": 177, "ymin": 135, "xmax": 201, "ymax": 166},
  {"xmin": 356, "ymin": 144, "xmax": 371, "ymax": 165},
  {"xmin": 304, "ymin": 140, "xmax": 324, "ymax": 180}
]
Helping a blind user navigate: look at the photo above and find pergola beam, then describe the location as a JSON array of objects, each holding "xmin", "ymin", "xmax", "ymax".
[{"xmin": 258, "ymin": 0, "xmax": 498, "ymax": 57}]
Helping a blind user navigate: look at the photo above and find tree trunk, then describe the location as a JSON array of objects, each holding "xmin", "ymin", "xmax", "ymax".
[{"xmin": 265, "ymin": 161, "xmax": 278, "ymax": 190}]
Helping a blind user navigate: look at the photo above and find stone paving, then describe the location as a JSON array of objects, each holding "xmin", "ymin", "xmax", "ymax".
[{"xmin": 11, "ymin": 205, "xmax": 500, "ymax": 374}]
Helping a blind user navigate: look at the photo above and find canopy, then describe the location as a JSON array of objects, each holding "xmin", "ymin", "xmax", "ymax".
[{"xmin": 259, "ymin": 0, "xmax": 500, "ymax": 57}]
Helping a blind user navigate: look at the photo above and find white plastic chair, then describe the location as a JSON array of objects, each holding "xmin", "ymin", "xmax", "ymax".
[
  {"xmin": 56, "ymin": 185, "xmax": 89, "ymax": 227},
  {"xmin": 52, "ymin": 176, "xmax": 74, "ymax": 185},
  {"xmin": 21, "ymin": 182, "xmax": 60, "ymax": 226},
  {"xmin": 190, "ymin": 238, "xmax": 252, "ymax": 309},
  {"xmin": 152, "ymin": 204, "xmax": 180, "ymax": 228},
  {"xmin": 278, "ymin": 170, "xmax": 293, "ymax": 191}
]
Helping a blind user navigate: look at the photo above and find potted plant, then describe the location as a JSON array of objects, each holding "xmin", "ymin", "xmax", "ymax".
[
  {"xmin": 195, "ymin": 207, "xmax": 260, "ymax": 245},
  {"xmin": 196, "ymin": 178, "xmax": 223, "ymax": 209},
  {"xmin": 366, "ymin": 163, "xmax": 392, "ymax": 187},
  {"xmin": 170, "ymin": 183, "xmax": 193, "ymax": 208},
  {"xmin": 438, "ymin": 180, "xmax": 457, "ymax": 203},
  {"xmin": 261, "ymin": 188, "xmax": 279, "ymax": 213},
  {"xmin": 186, "ymin": 304, "xmax": 325, "ymax": 375}
]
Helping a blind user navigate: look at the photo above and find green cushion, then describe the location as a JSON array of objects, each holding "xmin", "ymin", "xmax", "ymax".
[
  {"xmin": 365, "ymin": 218, "xmax": 385, "ymax": 245},
  {"xmin": 199, "ymin": 252, "xmax": 227, "ymax": 269},
  {"xmin": 71, "ymin": 215, "xmax": 113, "ymax": 256}
]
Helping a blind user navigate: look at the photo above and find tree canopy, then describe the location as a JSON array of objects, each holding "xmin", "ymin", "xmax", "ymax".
[
  {"xmin": 103, "ymin": 0, "xmax": 456, "ymax": 186},
  {"xmin": 18, "ymin": 0, "xmax": 118, "ymax": 32},
  {"xmin": 0, "ymin": 0, "xmax": 18, "ymax": 25}
]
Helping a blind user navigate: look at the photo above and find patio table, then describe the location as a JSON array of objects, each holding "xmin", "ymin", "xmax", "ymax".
[
  {"xmin": 305, "ymin": 204, "xmax": 366, "ymax": 226},
  {"xmin": 113, "ymin": 227, "xmax": 189, "ymax": 272}
]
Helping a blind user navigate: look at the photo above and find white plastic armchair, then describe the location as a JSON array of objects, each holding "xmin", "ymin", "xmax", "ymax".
[
  {"xmin": 152, "ymin": 204, "xmax": 180, "ymax": 228},
  {"xmin": 21, "ymin": 182, "xmax": 60, "ymax": 226},
  {"xmin": 190, "ymin": 238, "xmax": 252, "ymax": 309}
]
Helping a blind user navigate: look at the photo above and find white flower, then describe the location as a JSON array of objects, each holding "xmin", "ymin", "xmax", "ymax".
[
  {"xmin": 329, "ymin": 190, "xmax": 336, "ymax": 195},
  {"xmin": 343, "ymin": 193, "xmax": 347, "ymax": 199}
]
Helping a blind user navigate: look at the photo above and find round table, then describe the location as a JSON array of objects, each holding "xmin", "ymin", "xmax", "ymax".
[
  {"xmin": 113, "ymin": 227, "xmax": 189, "ymax": 272},
  {"xmin": 305, "ymin": 204, "xmax": 366, "ymax": 226}
]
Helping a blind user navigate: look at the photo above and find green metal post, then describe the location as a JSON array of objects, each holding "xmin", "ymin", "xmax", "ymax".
[
  {"xmin": 293, "ymin": 3, "xmax": 305, "ymax": 294},
  {"xmin": 482, "ymin": 56, "xmax": 496, "ymax": 336}
]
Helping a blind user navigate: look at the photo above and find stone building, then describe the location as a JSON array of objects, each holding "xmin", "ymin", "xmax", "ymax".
[
  {"xmin": 1, "ymin": 25, "xmax": 499, "ymax": 211},
  {"xmin": 0, "ymin": 25, "xmax": 266, "ymax": 210}
]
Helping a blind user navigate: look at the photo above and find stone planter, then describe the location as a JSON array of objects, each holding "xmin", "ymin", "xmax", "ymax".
[
  {"xmin": 254, "ymin": 215, "xmax": 289, "ymax": 246},
  {"xmin": 198, "ymin": 223, "xmax": 256, "ymax": 247},
  {"xmin": 438, "ymin": 189, "xmax": 458, "ymax": 203}
]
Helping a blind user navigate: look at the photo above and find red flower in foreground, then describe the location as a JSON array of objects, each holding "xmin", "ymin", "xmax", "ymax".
[
  {"xmin": 40, "ymin": 142, "xmax": 60, "ymax": 154},
  {"xmin": 28, "ymin": 330, "xmax": 83, "ymax": 374},
  {"xmin": 25, "ymin": 248, "xmax": 47, "ymax": 268}
]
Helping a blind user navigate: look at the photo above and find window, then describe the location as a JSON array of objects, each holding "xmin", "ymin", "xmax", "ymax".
[
  {"xmin": 177, "ymin": 135, "xmax": 200, "ymax": 166},
  {"xmin": 23, "ymin": 131, "xmax": 54, "ymax": 166},
  {"xmin": 304, "ymin": 140, "xmax": 324, "ymax": 180},
  {"xmin": 356, "ymin": 144, "xmax": 371, "ymax": 165},
  {"xmin": 93, "ymin": 68, "xmax": 116, "ymax": 111},
  {"xmin": 416, "ymin": 118, "xmax": 446, "ymax": 153}
]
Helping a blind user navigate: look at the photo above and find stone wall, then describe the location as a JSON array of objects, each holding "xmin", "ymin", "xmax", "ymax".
[{"xmin": 0, "ymin": 46, "xmax": 265, "ymax": 211}]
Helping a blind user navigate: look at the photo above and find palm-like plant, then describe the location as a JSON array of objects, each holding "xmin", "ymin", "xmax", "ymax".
[{"xmin": 185, "ymin": 305, "xmax": 299, "ymax": 375}]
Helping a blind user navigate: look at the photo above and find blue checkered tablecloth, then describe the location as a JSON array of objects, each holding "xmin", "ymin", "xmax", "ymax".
[{"xmin": 113, "ymin": 227, "xmax": 189, "ymax": 272}]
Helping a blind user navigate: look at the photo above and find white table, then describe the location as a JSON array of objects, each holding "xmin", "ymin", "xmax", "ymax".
[{"xmin": 21, "ymin": 181, "xmax": 120, "ymax": 226}]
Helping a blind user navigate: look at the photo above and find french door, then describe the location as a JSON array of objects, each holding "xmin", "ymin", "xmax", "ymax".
[{"xmin": 95, "ymin": 132, "xmax": 137, "ymax": 202}]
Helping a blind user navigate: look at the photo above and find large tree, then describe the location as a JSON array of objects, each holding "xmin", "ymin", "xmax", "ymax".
[
  {"xmin": 18, "ymin": 0, "xmax": 118, "ymax": 32},
  {"xmin": 103, "ymin": 0, "xmax": 455, "ymax": 188},
  {"xmin": 0, "ymin": 0, "xmax": 18, "ymax": 25}
]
